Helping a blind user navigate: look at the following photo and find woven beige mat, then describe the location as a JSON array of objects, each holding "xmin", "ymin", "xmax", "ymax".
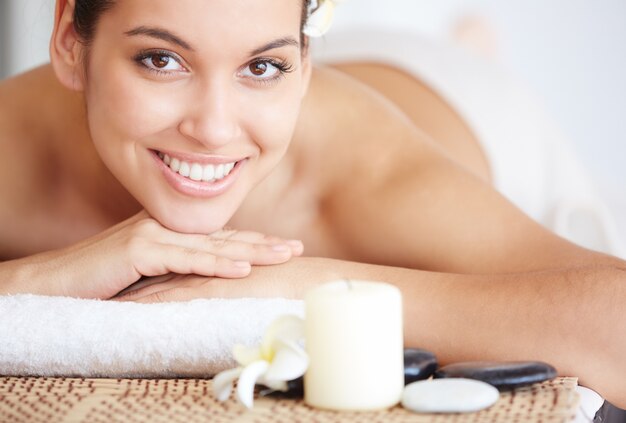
[{"xmin": 0, "ymin": 376, "xmax": 579, "ymax": 423}]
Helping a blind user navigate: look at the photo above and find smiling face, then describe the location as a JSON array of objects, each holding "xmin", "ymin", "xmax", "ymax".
[{"xmin": 54, "ymin": 0, "xmax": 311, "ymax": 233}]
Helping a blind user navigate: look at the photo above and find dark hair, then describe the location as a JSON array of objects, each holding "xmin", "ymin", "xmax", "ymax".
[
  {"xmin": 73, "ymin": 0, "xmax": 115, "ymax": 46},
  {"xmin": 74, "ymin": 0, "xmax": 313, "ymax": 51}
]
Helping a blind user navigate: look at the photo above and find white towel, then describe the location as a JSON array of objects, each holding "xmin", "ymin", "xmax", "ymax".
[{"xmin": 0, "ymin": 294, "xmax": 304, "ymax": 378}]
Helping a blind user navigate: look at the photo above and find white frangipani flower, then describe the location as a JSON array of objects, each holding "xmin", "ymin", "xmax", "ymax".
[
  {"xmin": 303, "ymin": 0, "xmax": 347, "ymax": 37},
  {"xmin": 212, "ymin": 315, "xmax": 308, "ymax": 409}
]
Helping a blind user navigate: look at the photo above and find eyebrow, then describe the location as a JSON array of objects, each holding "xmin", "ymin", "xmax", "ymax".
[
  {"xmin": 125, "ymin": 26, "xmax": 194, "ymax": 51},
  {"xmin": 124, "ymin": 26, "xmax": 299, "ymax": 57},
  {"xmin": 249, "ymin": 37, "xmax": 300, "ymax": 56}
]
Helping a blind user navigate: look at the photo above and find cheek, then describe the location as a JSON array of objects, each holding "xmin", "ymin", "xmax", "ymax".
[
  {"xmin": 239, "ymin": 78, "xmax": 305, "ymax": 153},
  {"xmin": 84, "ymin": 62, "xmax": 184, "ymax": 155}
]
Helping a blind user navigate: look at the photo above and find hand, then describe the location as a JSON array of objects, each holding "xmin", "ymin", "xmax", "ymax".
[
  {"xmin": 113, "ymin": 257, "xmax": 336, "ymax": 303},
  {"xmin": 4, "ymin": 210, "xmax": 304, "ymax": 299}
]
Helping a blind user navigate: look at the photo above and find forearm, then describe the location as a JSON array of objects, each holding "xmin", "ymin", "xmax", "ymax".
[
  {"xmin": 0, "ymin": 258, "xmax": 41, "ymax": 295},
  {"xmin": 0, "ymin": 255, "xmax": 66, "ymax": 297},
  {"xmin": 294, "ymin": 257, "xmax": 626, "ymax": 407},
  {"xmin": 118, "ymin": 253, "xmax": 625, "ymax": 405}
]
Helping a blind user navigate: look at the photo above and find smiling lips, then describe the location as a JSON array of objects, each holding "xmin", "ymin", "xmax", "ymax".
[
  {"xmin": 154, "ymin": 150, "xmax": 245, "ymax": 198},
  {"xmin": 157, "ymin": 151, "xmax": 237, "ymax": 182}
]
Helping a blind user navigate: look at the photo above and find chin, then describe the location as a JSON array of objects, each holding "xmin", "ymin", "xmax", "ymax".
[
  {"xmin": 147, "ymin": 203, "xmax": 237, "ymax": 235},
  {"xmin": 126, "ymin": 157, "xmax": 257, "ymax": 234},
  {"xmin": 167, "ymin": 219, "xmax": 227, "ymax": 235}
]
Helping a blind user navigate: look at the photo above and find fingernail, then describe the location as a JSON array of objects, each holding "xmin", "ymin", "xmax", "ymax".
[
  {"xmin": 287, "ymin": 240, "xmax": 303, "ymax": 249},
  {"xmin": 272, "ymin": 244, "xmax": 290, "ymax": 252},
  {"xmin": 234, "ymin": 261, "xmax": 251, "ymax": 268}
]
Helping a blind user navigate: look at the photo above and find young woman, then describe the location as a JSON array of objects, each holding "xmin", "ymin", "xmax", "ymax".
[{"xmin": 0, "ymin": 0, "xmax": 624, "ymax": 407}]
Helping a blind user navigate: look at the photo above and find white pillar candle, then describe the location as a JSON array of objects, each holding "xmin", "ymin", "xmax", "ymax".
[{"xmin": 304, "ymin": 280, "xmax": 404, "ymax": 411}]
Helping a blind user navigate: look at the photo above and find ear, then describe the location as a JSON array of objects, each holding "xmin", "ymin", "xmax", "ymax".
[{"xmin": 50, "ymin": 0, "xmax": 85, "ymax": 91}]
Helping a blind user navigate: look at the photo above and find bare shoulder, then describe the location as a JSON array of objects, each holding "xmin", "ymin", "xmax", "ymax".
[
  {"xmin": 0, "ymin": 70, "xmax": 47, "ymax": 163},
  {"xmin": 0, "ymin": 68, "xmax": 64, "ymax": 257},
  {"xmin": 297, "ymin": 67, "xmax": 609, "ymax": 273},
  {"xmin": 0, "ymin": 67, "xmax": 65, "ymax": 188},
  {"xmin": 0, "ymin": 76, "xmax": 30, "ymax": 256},
  {"xmin": 0, "ymin": 77, "xmax": 25, "ymax": 198},
  {"xmin": 294, "ymin": 65, "xmax": 436, "ymax": 194}
]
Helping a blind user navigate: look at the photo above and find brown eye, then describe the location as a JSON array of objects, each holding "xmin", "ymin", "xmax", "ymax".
[
  {"xmin": 151, "ymin": 55, "xmax": 171, "ymax": 68},
  {"xmin": 240, "ymin": 60, "xmax": 284, "ymax": 81},
  {"xmin": 249, "ymin": 62, "xmax": 268, "ymax": 76},
  {"xmin": 136, "ymin": 50, "xmax": 186, "ymax": 74}
]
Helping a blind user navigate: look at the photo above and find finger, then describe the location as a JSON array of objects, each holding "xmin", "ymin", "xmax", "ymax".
[
  {"xmin": 113, "ymin": 274, "xmax": 178, "ymax": 299},
  {"xmin": 210, "ymin": 228, "xmax": 287, "ymax": 245},
  {"xmin": 127, "ymin": 274, "xmax": 241, "ymax": 303},
  {"xmin": 113, "ymin": 275, "xmax": 205, "ymax": 301},
  {"xmin": 134, "ymin": 244, "xmax": 252, "ymax": 279},
  {"xmin": 131, "ymin": 286, "xmax": 205, "ymax": 304},
  {"xmin": 210, "ymin": 228, "xmax": 304, "ymax": 255},
  {"xmin": 162, "ymin": 247, "xmax": 252, "ymax": 278},
  {"xmin": 156, "ymin": 232, "xmax": 299, "ymax": 266},
  {"xmin": 286, "ymin": 240, "xmax": 304, "ymax": 256}
]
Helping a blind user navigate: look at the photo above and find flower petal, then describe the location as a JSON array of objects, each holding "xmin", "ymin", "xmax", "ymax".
[
  {"xmin": 213, "ymin": 367, "xmax": 243, "ymax": 402},
  {"xmin": 233, "ymin": 344, "xmax": 262, "ymax": 366},
  {"xmin": 303, "ymin": 0, "xmax": 336, "ymax": 37},
  {"xmin": 261, "ymin": 315, "xmax": 305, "ymax": 360},
  {"xmin": 236, "ymin": 360, "xmax": 270, "ymax": 409},
  {"xmin": 264, "ymin": 339, "xmax": 309, "ymax": 382}
]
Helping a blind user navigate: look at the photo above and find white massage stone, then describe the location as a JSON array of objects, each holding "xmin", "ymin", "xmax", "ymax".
[{"xmin": 402, "ymin": 378, "xmax": 500, "ymax": 413}]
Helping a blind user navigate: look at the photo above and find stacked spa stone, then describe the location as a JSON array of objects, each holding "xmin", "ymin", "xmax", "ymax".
[
  {"xmin": 401, "ymin": 349, "xmax": 556, "ymax": 412},
  {"xmin": 266, "ymin": 349, "xmax": 557, "ymax": 414},
  {"xmin": 403, "ymin": 349, "xmax": 557, "ymax": 389}
]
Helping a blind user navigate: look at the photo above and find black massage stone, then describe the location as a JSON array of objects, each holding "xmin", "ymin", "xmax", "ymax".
[
  {"xmin": 263, "ymin": 377, "xmax": 304, "ymax": 399},
  {"xmin": 404, "ymin": 348, "xmax": 438, "ymax": 385},
  {"xmin": 434, "ymin": 361, "xmax": 557, "ymax": 391}
]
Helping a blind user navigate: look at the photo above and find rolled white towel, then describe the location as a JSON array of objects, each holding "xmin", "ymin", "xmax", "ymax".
[{"xmin": 0, "ymin": 294, "xmax": 304, "ymax": 378}]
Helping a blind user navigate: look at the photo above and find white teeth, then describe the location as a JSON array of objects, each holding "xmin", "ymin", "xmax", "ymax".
[
  {"xmin": 215, "ymin": 164, "xmax": 225, "ymax": 179},
  {"xmin": 159, "ymin": 152, "xmax": 237, "ymax": 183},
  {"xmin": 202, "ymin": 164, "xmax": 215, "ymax": 182},
  {"xmin": 224, "ymin": 162, "xmax": 235, "ymax": 175},
  {"xmin": 189, "ymin": 163, "xmax": 203, "ymax": 181},
  {"xmin": 178, "ymin": 161, "xmax": 191, "ymax": 177}
]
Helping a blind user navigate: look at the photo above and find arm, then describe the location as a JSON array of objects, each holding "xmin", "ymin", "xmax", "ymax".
[
  {"xmin": 316, "ymin": 67, "xmax": 626, "ymax": 405},
  {"xmin": 0, "ymin": 211, "xmax": 304, "ymax": 299},
  {"xmin": 121, "ymin": 256, "xmax": 626, "ymax": 408},
  {"xmin": 319, "ymin": 67, "xmax": 626, "ymax": 404},
  {"xmin": 332, "ymin": 259, "xmax": 626, "ymax": 409}
]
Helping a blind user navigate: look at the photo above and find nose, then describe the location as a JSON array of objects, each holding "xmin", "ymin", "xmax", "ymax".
[{"xmin": 177, "ymin": 81, "xmax": 242, "ymax": 149}]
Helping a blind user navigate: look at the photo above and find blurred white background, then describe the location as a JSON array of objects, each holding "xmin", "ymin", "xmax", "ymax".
[{"xmin": 0, "ymin": 0, "xmax": 624, "ymax": 241}]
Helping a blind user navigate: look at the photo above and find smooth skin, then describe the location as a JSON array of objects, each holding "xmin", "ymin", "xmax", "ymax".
[{"xmin": 0, "ymin": 0, "xmax": 624, "ymax": 407}]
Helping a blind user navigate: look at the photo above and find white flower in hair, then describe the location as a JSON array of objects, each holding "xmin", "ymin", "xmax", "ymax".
[{"xmin": 303, "ymin": 0, "xmax": 346, "ymax": 37}]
